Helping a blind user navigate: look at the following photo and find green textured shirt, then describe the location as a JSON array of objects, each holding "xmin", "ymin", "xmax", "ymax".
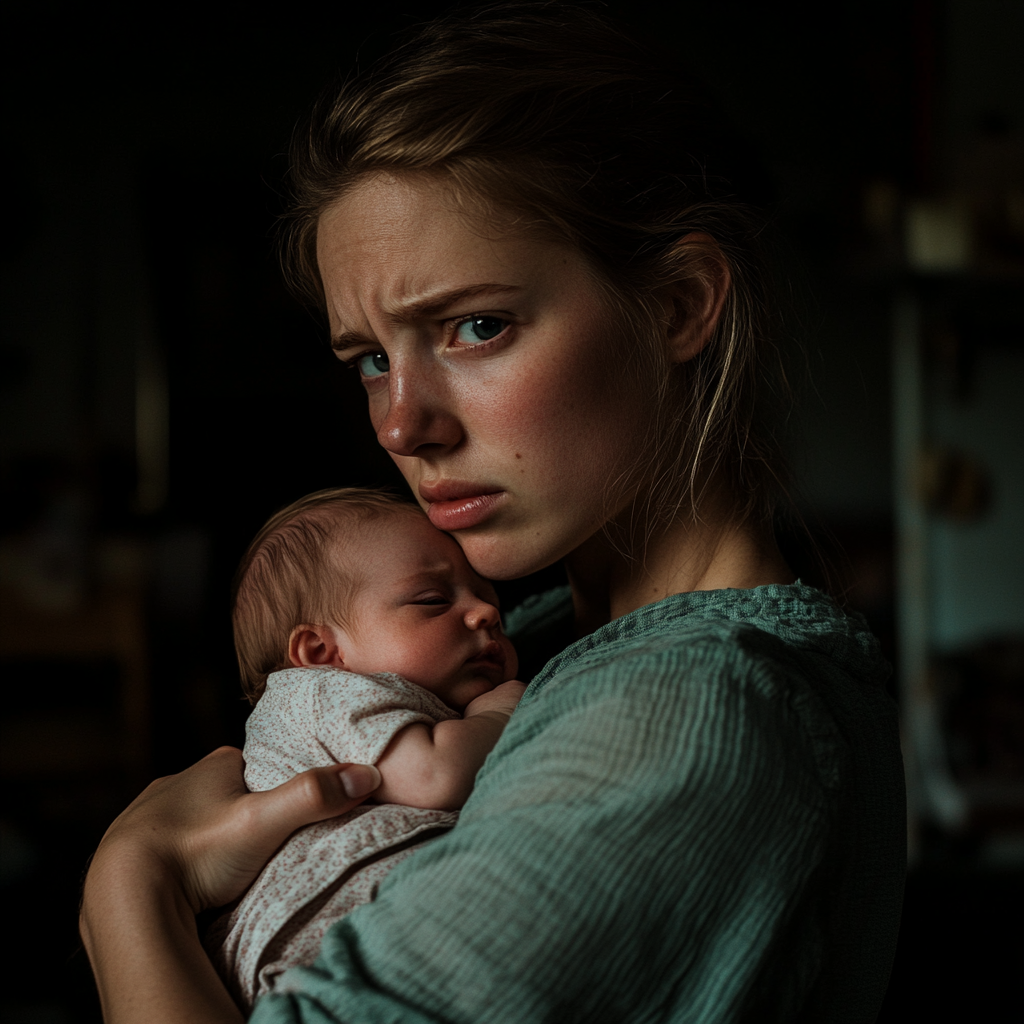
[{"xmin": 252, "ymin": 583, "xmax": 905, "ymax": 1023}]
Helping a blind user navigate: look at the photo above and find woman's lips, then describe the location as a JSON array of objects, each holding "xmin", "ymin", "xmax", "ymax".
[{"xmin": 419, "ymin": 483, "xmax": 507, "ymax": 531}]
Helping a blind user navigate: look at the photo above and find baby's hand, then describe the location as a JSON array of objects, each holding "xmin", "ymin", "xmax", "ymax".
[
  {"xmin": 464, "ymin": 680, "xmax": 527, "ymax": 720},
  {"xmin": 376, "ymin": 681, "xmax": 528, "ymax": 810}
]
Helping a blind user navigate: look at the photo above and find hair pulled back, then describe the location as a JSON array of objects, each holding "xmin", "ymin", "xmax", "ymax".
[{"xmin": 281, "ymin": 3, "xmax": 789, "ymax": 529}]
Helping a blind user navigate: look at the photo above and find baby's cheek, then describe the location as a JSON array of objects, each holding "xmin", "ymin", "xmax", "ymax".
[{"xmin": 400, "ymin": 633, "xmax": 453, "ymax": 689}]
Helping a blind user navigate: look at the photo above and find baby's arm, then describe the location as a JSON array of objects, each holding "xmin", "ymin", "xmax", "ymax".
[{"xmin": 372, "ymin": 681, "xmax": 526, "ymax": 810}]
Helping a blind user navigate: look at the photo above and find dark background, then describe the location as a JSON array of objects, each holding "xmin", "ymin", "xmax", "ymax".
[{"xmin": 1, "ymin": 2, "xmax": 1021, "ymax": 1021}]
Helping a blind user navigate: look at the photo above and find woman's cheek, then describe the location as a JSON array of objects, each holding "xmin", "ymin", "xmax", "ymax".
[
  {"xmin": 473, "ymin": 355, "xmax": 573, "ymax": 451},
  {"xmin": 498, "ymin": 355, "xmax": 629, "ymax": 473}
]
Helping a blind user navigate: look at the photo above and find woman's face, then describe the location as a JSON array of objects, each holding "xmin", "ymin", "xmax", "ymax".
[{"xmin": 318, "ymin": 173, "xmax": 655, "ymax": 580}]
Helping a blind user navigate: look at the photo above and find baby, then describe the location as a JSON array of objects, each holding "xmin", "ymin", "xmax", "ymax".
[{"xmin": 205, "ymin": 488, "xmax": 524, "ymax": 1010}]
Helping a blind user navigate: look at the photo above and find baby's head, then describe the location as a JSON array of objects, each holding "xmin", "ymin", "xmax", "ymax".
[{"xmin": 233, "ymin": 488, "xmax": 518, "ymax": 707}]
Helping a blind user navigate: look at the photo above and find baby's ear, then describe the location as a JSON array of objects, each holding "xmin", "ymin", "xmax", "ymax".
[{"xmin": 288, "ymin": 624, "xmax": 346, "ymax": 669}]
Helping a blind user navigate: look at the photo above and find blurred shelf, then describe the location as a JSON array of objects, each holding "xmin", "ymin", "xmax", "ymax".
[{"xmin": 892, "ymin": 286, "xmax": 1024, "ymax": 857}]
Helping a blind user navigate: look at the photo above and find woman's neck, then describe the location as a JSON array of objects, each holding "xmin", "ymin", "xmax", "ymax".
[{"xmin": 564, "ymin": 497, "xmax": 794, "ymax": 637}]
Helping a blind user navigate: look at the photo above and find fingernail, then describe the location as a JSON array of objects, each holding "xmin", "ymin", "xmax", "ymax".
[{"xmin": 340, "ymin": 764, "xmax": 381, "ymax": 798}]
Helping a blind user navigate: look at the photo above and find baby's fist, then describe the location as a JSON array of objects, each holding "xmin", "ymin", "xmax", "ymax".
[{"xmin": 465, "ymin": 680, "xmax": 527, "ymax": 719}]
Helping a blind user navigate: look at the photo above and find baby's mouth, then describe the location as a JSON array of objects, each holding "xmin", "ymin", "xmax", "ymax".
[{"xmin": 467, "ymin": 640, "xmax": 506, "ymax": 669}]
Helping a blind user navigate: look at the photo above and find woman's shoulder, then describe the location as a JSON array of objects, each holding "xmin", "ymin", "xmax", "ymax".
[
  {"xmin": 505, "ymin": 583, "xmax": 896, "ymax": 797},
  {"xmin": 526, "ymin": 582, "xmax": 889, "ymax": 693},
  {"xmin": 495, "ymin": 583, "xmax": 901, "ymax": 828},
  {"xmin": 504, "ymin": 583, "xmax": 897, "ymax": 800}
]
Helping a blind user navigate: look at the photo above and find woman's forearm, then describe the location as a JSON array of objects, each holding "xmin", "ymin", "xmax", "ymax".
[
  {"xmin": 78, "ymin": 749, "xmax": 380, "ymax": 1021},
  {"xmin": 81, "ymin": 848, "xmax": 243, "ymax": 1024}
]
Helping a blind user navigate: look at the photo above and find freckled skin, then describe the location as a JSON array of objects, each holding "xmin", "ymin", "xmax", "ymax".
[{"xmin": 318, "ymin": 173, "xmax": 654, "ymax": 580}]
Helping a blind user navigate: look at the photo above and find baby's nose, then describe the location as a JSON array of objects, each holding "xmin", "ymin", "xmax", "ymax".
[{"xmin": 465, "ymin": 601, "xmax": 500, "ymax": 631}]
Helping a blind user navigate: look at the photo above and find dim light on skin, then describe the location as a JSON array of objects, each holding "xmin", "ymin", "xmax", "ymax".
[
  {"xmin": 290, "ymin": 515, "xmax": 518, "ymax": 713},
  {"xmin": 320, "ymin": 172, "xmax": 656, "ymax": 585},
  {"xmin": 321, "ymin": 172, "xmax": 786, "ymax": 628}
]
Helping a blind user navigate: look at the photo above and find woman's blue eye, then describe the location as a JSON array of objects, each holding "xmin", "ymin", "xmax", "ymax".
[
  {"xmin": 456, "ymin": 317, "xmax": 507, "ymax": 344},
  {"xmin": 357, "ymin": 352, "xmax": 389, "ymax": 377}
]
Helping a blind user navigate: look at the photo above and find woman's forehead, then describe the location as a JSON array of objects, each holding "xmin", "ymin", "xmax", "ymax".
[
  {"xmin": 318, "ymin": 170, "xmax": 512, "ymax": 245},
  {"xmin": 317, "ymin": 172, "xmax": 494, "ymax": 270},
  {"xmin": 315, "ymin": 173, "xmax": 582, "ymax": 334}
]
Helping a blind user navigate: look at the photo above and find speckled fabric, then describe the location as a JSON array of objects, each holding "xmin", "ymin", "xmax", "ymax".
[{"xmin": 206, "ymin": 668, "xmax": 460, "ymax": 1011}]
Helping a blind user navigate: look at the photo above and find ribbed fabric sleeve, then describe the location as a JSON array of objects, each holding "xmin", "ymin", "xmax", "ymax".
[{"xmin": 250, "ymin": 584, "xmax": 905, "ymax": 1024}]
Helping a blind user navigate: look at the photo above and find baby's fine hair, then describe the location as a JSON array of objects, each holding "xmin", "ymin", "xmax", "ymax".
[{"xmin": 232, "ymin": 487, "xmax": 425, "ymax": 704}]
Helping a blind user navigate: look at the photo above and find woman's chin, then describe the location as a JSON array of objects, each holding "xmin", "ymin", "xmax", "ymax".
[{"xmin": 454, "ymin": 531, "xmax": 567, "ymax": 582}]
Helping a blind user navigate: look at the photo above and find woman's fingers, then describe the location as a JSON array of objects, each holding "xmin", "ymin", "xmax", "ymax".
[
  {"xmin": 80, "ymin": 756, "xmax": 381, "ymax": 1024},
  {"xmin": 90, "ymin": 749, "xmax": 381, "ymax": 915},
  {"xmin": 244, "ymin": 763, "xmax": 382, "ymax": 839},
  {"xmin": 182, "ymin": 759, "xmax": 382, "ymax": 912}
]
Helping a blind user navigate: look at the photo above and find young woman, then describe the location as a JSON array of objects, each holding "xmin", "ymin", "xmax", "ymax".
[{"xmin": 80, "ymin": 8, "xmax": 905, "ymax": 1022}]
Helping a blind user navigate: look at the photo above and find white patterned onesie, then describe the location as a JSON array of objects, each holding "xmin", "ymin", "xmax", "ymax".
[{"xmin": 204, "ymin": 667, "xmax": 460, "ymax": 1011}]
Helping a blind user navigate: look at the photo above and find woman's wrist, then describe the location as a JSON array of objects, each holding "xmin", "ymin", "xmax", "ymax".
[
  {"xmin": 81, "ymin": 839, "xmax": 189, "ymax": 953},
  {"xmin": 81, "ymin": 843, "xmax": 244, "ymax": 1024},
  {"xmin": 78, "ymin": 750, "xmax": 379, "ymax": 1021}
]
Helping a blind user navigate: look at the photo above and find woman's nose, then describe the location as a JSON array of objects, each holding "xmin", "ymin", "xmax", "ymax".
[{"xmin": 375, "ymin": 368, "xmax": 463, "ymax": 457}]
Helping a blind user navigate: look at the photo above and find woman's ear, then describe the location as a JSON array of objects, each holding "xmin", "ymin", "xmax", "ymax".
[
  {"xmin": 288, "ymin": 624, "xmax": 347, "ymax": 669},
  {"xmin": 660, "ymin": 232, "xmax": 732, "ymax": 364}
]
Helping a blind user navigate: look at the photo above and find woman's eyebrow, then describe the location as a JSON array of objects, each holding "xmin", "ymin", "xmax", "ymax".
[
  {"xmin": 330, "ymin": 284, "xmax": 522, "ymax": 353},
  {"xmin": 394, "ymin": 283, "xmax": 522, "ymax": 320},
  {"xmin": 331, "ymin": 330, "xmax": 374, "ymax": 354}
]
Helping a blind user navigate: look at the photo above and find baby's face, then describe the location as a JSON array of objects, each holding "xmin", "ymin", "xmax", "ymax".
[{"xmin": 336, "ymin": 515, "xmax": 518, "ymax": 710}]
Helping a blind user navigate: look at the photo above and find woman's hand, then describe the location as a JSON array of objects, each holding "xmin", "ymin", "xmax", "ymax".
[
  {"xmin": 80, "ymin": 747, "xmax": 380, "ymax": 1024},
  {"xmin": 90, "ymin": 745, "xmax": 381, "ymax": 912}
]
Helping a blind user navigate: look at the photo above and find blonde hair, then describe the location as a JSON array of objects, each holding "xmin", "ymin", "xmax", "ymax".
[
  {"xmin": 232, "ymin": 488, "xmax": 424, "ymax": 703},
  {"xmin": 280, "ymin": 4, "xmax": 791, "ymax": 536}
]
